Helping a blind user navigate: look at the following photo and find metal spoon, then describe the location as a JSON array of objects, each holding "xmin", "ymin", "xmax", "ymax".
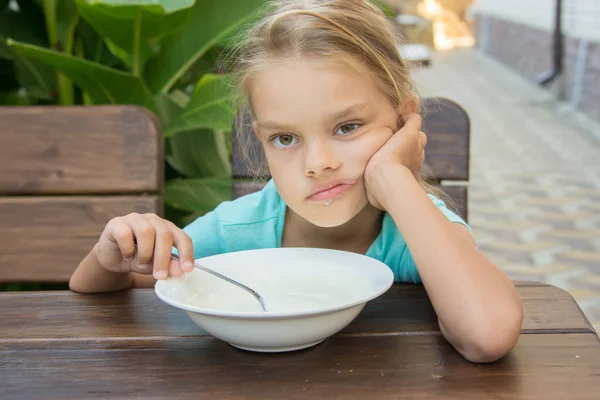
[
  {"xmin": 132, "ymin": 242, "xmax": 266, "ymax": 312},
  {"xmin": 169, "ymin": 252, "xmax": 267, "ymax": 312}
]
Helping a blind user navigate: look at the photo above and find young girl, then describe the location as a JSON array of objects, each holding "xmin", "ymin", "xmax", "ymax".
[{"xmin": 70, "ymin": 0, "xmax": 523, "ymax": 363}]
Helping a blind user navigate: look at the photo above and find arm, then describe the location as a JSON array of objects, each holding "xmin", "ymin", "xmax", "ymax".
[
  {"xmin": 69, "ymin": 213, "xmax": 194, "ymax": 294},
  {"xmin": 69, "ymin": 243, "xmax": 134, "ymax": 293},
  {"xmin": 374, "ymin": 164, "xmax": 523, "ymax": 363},
  {"xmin": 69, "ymin": 244, "xmax": 157, "ymax": 293}
]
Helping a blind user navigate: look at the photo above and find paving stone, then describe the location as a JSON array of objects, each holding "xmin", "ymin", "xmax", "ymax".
[{"xmin": 412, "ymin": 48, "xmax": 600, "ymax": 333}]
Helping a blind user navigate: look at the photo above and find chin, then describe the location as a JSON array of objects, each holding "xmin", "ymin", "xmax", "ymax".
[
  {"xmin": 302, "ymin": 199, "xmax": 367, "ymax": 228},
  {"xmin": 307, "ymin": 215, "xmax": 351, "ymax": 228}
]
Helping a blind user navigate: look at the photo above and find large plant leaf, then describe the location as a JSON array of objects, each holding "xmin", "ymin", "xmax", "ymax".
[
  {"xmin": 76, "ymin": 18, "xmax": 120, "ymax": 66},
  {"xmin": 164, "ymin": 177, "xmax": 232, "ymax": 213},
  {"xmin": 7, "ymin": 40, "xmax": 158, "ymax": 113},
  {"xmin": 0, "ymin": 5, "xmax": 55, "ymax": 98},
  {"xmin": 75, "ymin": 0, "xmax": 193, "ymax": 74},
  {"xmin": 166, "ymin": 73, "xmax": 235, "ymax": 135},
  {"xmin": 56, "ymin": 0, "xmax": 79, "ymax": 53},
  {"xmin": 154, "ymin": 91, "xmax": 185, "ymax": 126},
  {"xmin": 168, "ymin": 128, "xmax": 232, "ymax": 179},
  {"xmin": 175, "ymin": 45, "xmax": 223, "ymax": 89},
  {"xmin": 144, "ymin": 0, "xmax": 266, "ymax": 94}
]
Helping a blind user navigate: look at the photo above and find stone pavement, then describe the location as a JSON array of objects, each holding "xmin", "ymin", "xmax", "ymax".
[{"xmin": 411, "ymin": 48, "xmax": 600, "ymax": 333}]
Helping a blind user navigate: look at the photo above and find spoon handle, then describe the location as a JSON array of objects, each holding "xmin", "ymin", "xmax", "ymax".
[{"xmin": 170, "ymin": 253, "xmax": 267, "ymax": 312}]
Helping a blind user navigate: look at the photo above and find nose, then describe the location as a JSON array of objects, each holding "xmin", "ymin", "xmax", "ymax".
[{"xmin": 304, "ymin": 137, "xmax": 342, "ymax": 177}]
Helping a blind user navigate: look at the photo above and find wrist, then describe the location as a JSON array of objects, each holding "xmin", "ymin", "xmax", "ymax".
[{"xmin": 366, "ymin": 162, "xmax": 415, "ymax": 209}]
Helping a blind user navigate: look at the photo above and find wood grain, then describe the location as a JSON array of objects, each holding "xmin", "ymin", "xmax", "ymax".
[
  {"xmin": 0, "ymin": 105, "xmax": 163, "ymax": 194},
  {"xmin": 0, "ymin": 283, "xmax": 593, "ymax": 342},
  {"xmin": 0, "ymin": 196, "xmax": 162, "ymax": 283},
  {"xmin": 1, "ymin": 334, "xmax": 599, "ymax": 400},
  {"xmin": 231, "ymin": 97, "xmax": 470, "ymax": 182}
]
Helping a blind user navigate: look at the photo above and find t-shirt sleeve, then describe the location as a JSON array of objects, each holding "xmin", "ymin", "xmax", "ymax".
[
  {"xmin": 397, "ymin": 194, "xmax": 472, "ymax": 283},
  {"xmin": 173, "ymin": 211, "xmax": 223, "ymax": 260},
  {"xmin": 428, "ymin": 194, "xmax": 472, "ymax": 232}
]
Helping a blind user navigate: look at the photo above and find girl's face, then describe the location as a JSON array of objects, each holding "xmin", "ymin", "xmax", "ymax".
[{"xmin": 251, "ymin": 58, "xmax": 399, "ymax": 227}]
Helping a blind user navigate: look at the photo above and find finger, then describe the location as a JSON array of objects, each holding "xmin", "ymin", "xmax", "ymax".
[
  {"xmin": 170, "ymin": 225, "xmax": 195, "ymax": 272},
  {"xmin": 169, "ymin": 258, "xmax": 185, "ymax": 278},
  {"xmin": 106, "ymin": 218, "xmax": 136, "ymax": 260},
  {"xmin": 150, "ymin": 219, "xmax": 174, "ymax": 280},
  {"xmin": 399, "ymin": 113, "xmax": 422, "ymax": 133},
  {"xmin": 128, "ymin": 214, "xmax": 156, "ymax": 268}
]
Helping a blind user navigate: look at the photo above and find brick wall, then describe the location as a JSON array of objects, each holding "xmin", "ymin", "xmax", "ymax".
[{"xmin": 474, "ymin": 14, "xmax": 600, "ymax": 123}]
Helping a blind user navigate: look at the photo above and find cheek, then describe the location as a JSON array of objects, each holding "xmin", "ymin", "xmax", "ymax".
[{"xmin": 343, "ymin": 131, "xmax": 392, "ymax": 165}]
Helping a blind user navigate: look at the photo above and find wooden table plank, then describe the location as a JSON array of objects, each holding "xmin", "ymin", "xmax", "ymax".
[
  {"xmin": 2, "ymin": 334, "xmax": 599, "ymax": 400},
  {"xmin": 0, "ymin": 283, "xmax": 594, "ymax": 343}
]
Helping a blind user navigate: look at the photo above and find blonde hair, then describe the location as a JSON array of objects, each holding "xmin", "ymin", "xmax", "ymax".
[{"xmin": 228, "ymin": 0, "xmax": 443, "ymax": 198}]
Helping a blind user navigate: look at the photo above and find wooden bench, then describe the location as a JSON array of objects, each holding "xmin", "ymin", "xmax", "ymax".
[
  {"xmin": 0, "ymin": 97, "xmax": 467, "ymax": 284},
  {"xmin": 232, "ymin": 97, "xmax": 470, "ymax": 222},
  {"xmin": 0, "ymin": 105, "xmax": 163, "ymax": 284}
]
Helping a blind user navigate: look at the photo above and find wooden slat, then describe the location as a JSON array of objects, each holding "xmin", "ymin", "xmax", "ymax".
[
  {"xmin": 0, "ymin": 105, "xmax": 163, "ymax": 194},
  {"xmin": 440, "ymin": 184, "xmax": 467, "ymax": 222},
  {"xmin": 0, "ymin": 283, "xmax": 593, "ymax": 342},
  {"xmin": 232, "ymin": 180, "xmax": 267, "ymax": 199},
  {"xmin": 232, "ymin": 97, "xmax": 469, "ymax": 182},
  {"xmin": 421, "ymin": 97, "xmax": 470, "ymax": 182},
  {"xmin": 0, "ymin": 196, "xmax": 162, "ymax": 283},
  {"xmin": 2, "ymin": 334, "xmax": 599, "ymax": 399},
  {"xmin": 233, "ymin": 181, "xmax": 468, "ymax": 222}
]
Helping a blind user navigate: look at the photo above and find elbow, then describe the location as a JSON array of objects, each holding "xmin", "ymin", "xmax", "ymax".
[
  {"xmin": 460, "ymin": 307, "xmax": 524, "ymax": 363},
  {"xmin": 460, "ymin": 336, "xmax": 518, "ymax": 364}
]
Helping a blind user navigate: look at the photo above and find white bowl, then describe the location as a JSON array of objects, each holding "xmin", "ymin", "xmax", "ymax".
[{"xmin": 155, "ymin": 247, "xmax": 394, "ymax": 352}]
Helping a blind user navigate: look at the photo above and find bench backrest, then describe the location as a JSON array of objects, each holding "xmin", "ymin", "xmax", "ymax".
[
  {"xmin": 0, "ymin": 105, "xmax": 163, "ymax": 283},
  {"xmin": 231, "ymin": 97, "xmax": 470, "ymax": 220}
]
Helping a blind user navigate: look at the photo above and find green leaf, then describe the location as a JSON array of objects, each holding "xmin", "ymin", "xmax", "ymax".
[
  {"xmin": 153, "ymin": 91, "xmax": 184, "ymax": 126},
  {"xmin": 76, "ymin": 18, "xmax": 120, "ymax": 65},
  {"xmin": 84, "ymin": 0, "xmax": 194, "ymax": 13},
  {"xmin": 7, "ymin": 40, "xmax": 158, "ymax": 113},
  {"xmin": 168, "ymin": 128, "xmax": 232, "ymax": 179},
  {"xmin": 75, "ymin": 0, "xmax": 194, "ymax": 74},
  {"xmin": 144, "ymin": 0, "xmax": 267, "ymax": 94},
  {"xmin": 164, "ymin": 177, "xmax": 232, "ymax": 213},
  {"xmin": 175, "ymin": 45, "xmax": 223, "ymax": 89},
  {"xmin": 56, "ymin": 0, "xmax": 79, "ymax": 53},
  {"xmin": 0, "ymin": 5, "xmax": 55, "ymax": 98},
  {"xmin": 0, "ymin": 39, "xmax": 55, "ymax": 99},
  {"xmin": 0, "ymin": 90, "xmax": 38, "ymax": 105},
  {"xmin": 371, "ymin": 0, "xmax": 394, "ymax": 17},
  {"xmin": 0, "ymin": 4, "xmax": 48, "ymax": 50},
  {"xmin": 166, "ymin": 73, "xmax": 235, "ymax": 135}
]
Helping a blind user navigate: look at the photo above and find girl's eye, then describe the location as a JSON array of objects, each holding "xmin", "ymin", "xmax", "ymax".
[
  {"xmin": 272, "ymin": 134, "xmax": 297, "ymax": 148},
  {"xmin": 335, "ymin": 123, "xmax": 360, "ymax": 136}
]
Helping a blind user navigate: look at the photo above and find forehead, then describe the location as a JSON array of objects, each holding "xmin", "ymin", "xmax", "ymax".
[{"xmin": 249, "ymin": 58, "xmax": 388, "ymax": 123}]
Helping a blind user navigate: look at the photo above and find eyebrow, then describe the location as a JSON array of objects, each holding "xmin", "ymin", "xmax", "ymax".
[{"xmin": 256, "ymin": 102, "xmax": 370, "ymax": 131}]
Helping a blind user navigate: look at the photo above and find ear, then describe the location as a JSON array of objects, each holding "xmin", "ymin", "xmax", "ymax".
[
  {"xmin": 252, "ymin": 121, "xmax": 263, "ymax": 141},
  {"xmin": 395, "ymin": 97, "xmax": 419, "ymax": 130},
  {"xmin": 396, "ymin": 96, "xmax": 418, "ymax": 116}
]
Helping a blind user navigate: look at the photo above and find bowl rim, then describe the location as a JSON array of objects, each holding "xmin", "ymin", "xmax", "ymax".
[{"xmin": 154, "ymin": 247, "xmax": 394, "ymax": 319}]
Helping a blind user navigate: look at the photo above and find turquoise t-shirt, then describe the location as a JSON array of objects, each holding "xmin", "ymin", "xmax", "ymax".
[{"xmin": 182, "ymin": 179, "xmax": 470, "ymax": 284}]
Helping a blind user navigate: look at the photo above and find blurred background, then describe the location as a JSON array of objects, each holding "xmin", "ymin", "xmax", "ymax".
[{"xmin": 1, "ymin": 0, "xmax": 599, "ymax": 332}]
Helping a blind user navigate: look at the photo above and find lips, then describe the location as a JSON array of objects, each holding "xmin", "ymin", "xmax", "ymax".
[{"xmin": 308, "ymin": 180, "xmax": 357, "ymax": 202}]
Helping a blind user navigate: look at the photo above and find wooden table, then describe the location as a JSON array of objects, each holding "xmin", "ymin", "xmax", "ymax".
[{"xmin": 1, "ymin": 282, "xmax": 599, "ymax": 399}]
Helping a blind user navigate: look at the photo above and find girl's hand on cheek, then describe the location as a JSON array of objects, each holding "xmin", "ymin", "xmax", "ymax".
[{"xmin": 364, "ymin": 113, "xmax": 427, "ymax": 209}]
